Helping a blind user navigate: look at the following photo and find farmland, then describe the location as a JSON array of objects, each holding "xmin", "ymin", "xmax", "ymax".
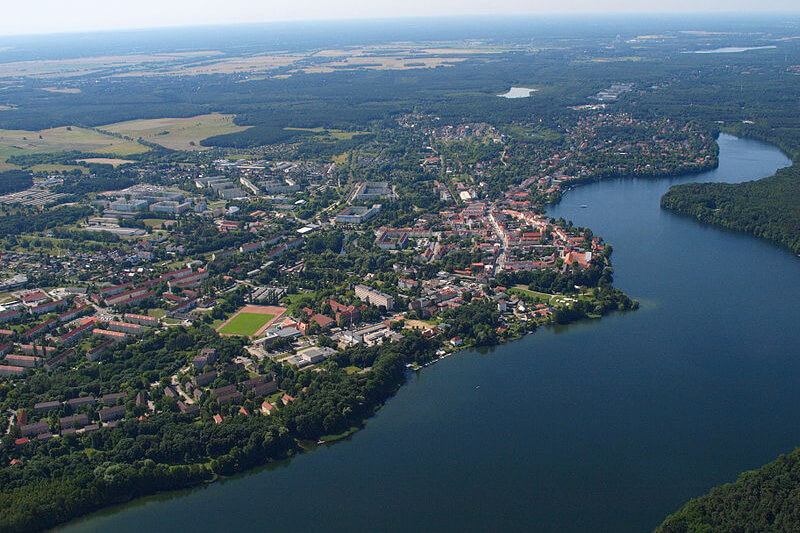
[
  {"xmin": 113, "ymin": 53, "xmax": 305, "ymax": 77},
  {"xmin": 0, "ymin": 52, "xmax": 226, "ymax": 79},
  {"xmin": 294, "ymin": 54, "xmax": 469, "ymax": 74},
  {"xmin": 100, "ymin": 113, "xmax": 251, "ymax": 151},
  {"xmin": 0, "ymin": 125, "xmax": 149, "ymax": 167},
  {"xmin": 0, "ymin": 43, "xmax": 498, "ymax": 82},
  {"xmin": 284, "ymin": 127, "xmax": 370, "ymax": 140},
  {"xmin": 75, "ymin": 157, "xmax": 136, "ymax": 167}
]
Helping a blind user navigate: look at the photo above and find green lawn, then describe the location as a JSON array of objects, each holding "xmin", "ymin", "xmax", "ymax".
[
  {"xmin": 141, "ymin": 218, "xmax": 176, "ymax": 229},
  {"xmin": 218, "ymin": 312, "xmax": 274, "ymax": 336},
  {"xmin": 284, "ymin": 127, "xmax": 369, "ymax": 140},
  {"xmin": 510, "ymin": 286, "xmax": 551, "ymax": 302},
  {"xmin": 511, "ymin": 286, "xmax": 584, "ymax": 306}
]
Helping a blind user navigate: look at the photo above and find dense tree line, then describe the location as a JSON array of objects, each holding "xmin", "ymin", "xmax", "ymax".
[
  {"xmin": 661, "ymin": 165, "xmax": 800, "ymax": 254},
  {"xmin": 441, "ymin": 301, "xmax": 502, "ymax": 346},
  {"xmin": 173, "ymin": 218, "xmax": 254, "ymax": 256},
  {"xmin": 0, "ymin": 205, "xmax": 93, "ymax": 237},
  {"xmin": 0, "ymin": 170, "xmax": 33, "ymax": 195},
  {"xmin": 53, "ymin": 169, "xmax": 136, "ymax": 195},
  {"xmin": 657, "ymin": 447, "xmax": 800, "ymax": 533},
  {"xmin": 496, "ymin": 257, "xmax": 613, "ymax": 294}
]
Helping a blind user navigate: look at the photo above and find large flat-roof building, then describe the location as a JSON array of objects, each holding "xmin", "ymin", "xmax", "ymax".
[
  {"xmin": 335, "ymin": 204, "xmax": 381, "ymax": 225},
  {"xmin": 352, "ymin": 181, "xmax": 396, "ymax": 201},
  {"xmin": 150, "ymin": 201, "xmax": 191, "ymax": 214}
]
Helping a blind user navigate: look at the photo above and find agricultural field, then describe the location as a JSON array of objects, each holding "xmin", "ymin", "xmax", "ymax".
[
  {"xmin": 0, "ymin": 51, "xmax": 226, "ymax": 79},
  {"xmin": 0, "ymin": 125, "xmax": 149, "ymax": 167},
  {"xmin": 295, "ymin": 54, "xmax": 468, "ymax": 74},
  {"xmin": 76, "ymin": 157, "xmax": 135, "ymax": 167},
  {"xmin": 113, "ymin": 53, "xmax": 305, "ymax": 77},
  {"xmin": 28, "ymin": 164, "xmax": 87, "ymax": 173},
  {"xmin": 107, "ymin": 45, "xmax": 489, "ymax": 77},
  {"xmin": 0, "ymin": 42, "xmax": 510, "ymax": 82},
  {"xmin": 284, "ymin": 127, "xmax": 370, "ymax": 140},
  {"xmin": 40, "ymin": 87, "xmax": 82, "ymax": 94},
  {"xmin": 100, "ymin": 113, "xmax": 251, "ymax": 151}
]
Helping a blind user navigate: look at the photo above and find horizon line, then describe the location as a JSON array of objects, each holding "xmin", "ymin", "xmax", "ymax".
[{"xmin": 1, "ymin": 11, "xmax": 799, "ymax": 40}]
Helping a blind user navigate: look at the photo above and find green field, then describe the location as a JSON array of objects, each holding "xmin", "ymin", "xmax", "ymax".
[
  {"xmin": 146, "ymin": 308, "xmax": 166, "ymax": 318},
  {"xmin": 284, "ymin": 127, "xmax": 370, "ymax": 140},
  {"xmin": 141, "ymin": 218, "xmax": 176, "ymax": 229},
  {"xmin": 0, "ymin": 125, "xmax": 149, "ymax": 168},
  {"xmin": 100, "ymin": 113, "xmax": 250, "ymax": 151},
  {"xmin": 218, "ymin": 312, "xmax": 275, "ymax": 336}
]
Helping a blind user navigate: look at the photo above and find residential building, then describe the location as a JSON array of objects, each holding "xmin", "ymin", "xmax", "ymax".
[
  {"xmin": 193, "ymin": 370, "xmax": 217, "ymax": 387},
  {"xmin": 59, "ymin": 414, "xmax": 89, "ymax": 430},
  {"xmin": 123, "ymin": 313, "xmax": 160, "ymax": 327},
  {"xmin": 0, "ymin": 365, "xmax": 27, "ymax": 377},
  {"xmin": 354, "ymin": 284, "xmax": 395, "ymax": 310},
  {"xmin": 107, "ymin": 321, "xmax": 145, "ymax": 335},
  {"xmin": 335, "ymin": 204, "xmax": 381, "ymax": 224},
  {"xmin": 99, "ymin": 405, "xmax": 125, "ymax": 422},
  {"xmin": 4, "ymin": 354, "xmax": 41, "ymax": 368},
  {"xmin": 19, "ymin": 421, "xmax": 50, "ymax": 437}
]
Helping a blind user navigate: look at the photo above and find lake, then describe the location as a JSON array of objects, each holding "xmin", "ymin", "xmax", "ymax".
[
  {"xmin": 498, "ymin": 87, "xmax": 537, "ymax": 98},
  {"xmin": 57, "ymin": 134, "xmax": 799, "ymax": 532},
  {"xmin": 686, "ymin": 45, "xmax": 777, "ymax": 54}
]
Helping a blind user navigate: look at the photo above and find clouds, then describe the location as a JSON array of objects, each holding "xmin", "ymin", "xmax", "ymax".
[{"xmin": 3, "ymin": 0, "xmax": 799, "ymax": 36}]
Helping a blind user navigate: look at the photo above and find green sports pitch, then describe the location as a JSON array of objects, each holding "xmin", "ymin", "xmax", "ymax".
[{"xmin": 217, "ymin": 312, "xmax": 275, "ymax": 336}]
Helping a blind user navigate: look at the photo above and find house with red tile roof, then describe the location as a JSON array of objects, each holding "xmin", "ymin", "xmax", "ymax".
[{"xmin": 281, "ymin": 393, "xmax": 295, "ymax": 405}]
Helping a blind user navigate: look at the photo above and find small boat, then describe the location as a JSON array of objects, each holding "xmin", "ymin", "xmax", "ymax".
[{"xmin": 580, "ymin": 204, "xmax": 588, "ymax": 208}]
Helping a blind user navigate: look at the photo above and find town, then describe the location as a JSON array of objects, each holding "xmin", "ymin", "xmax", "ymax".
[{"xmin": 0, "ymin": 106, "xmax": 722, "ymax": 449}]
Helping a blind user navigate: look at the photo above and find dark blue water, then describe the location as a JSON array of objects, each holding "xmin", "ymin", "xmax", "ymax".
[{"xmin": 58, "ymin": 134, "xmax": 798, "ymax": 532}]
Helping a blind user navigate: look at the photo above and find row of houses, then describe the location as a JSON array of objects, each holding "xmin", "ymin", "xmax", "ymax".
[{"xmin": 18, "ymin": 403, "xmax": 126, "ymax": 439}]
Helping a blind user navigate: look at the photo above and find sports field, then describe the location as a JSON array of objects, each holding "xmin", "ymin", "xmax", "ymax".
[
  {"xmin": 218, "ymin": 312, "xmax": 274, "ymax": 336},
  {"xmin": 216, "ymin": 304, "xmax": 286, "ymax": 337}
]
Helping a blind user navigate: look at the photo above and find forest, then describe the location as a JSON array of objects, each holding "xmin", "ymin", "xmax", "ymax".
[
  {"xmin": 0, "ymin": 171, "xmax": 33, "ymax": 195},
  {"xmin": 657, "ymin": 447, "xmax": 800, "ymax": 532},
  {"xmin": 661, "ymin": 165, "xmax": 800, "ymax": 254},
  {"xmin": 0, "ymin": 206, "xmax": 92, "ymax": 237}
]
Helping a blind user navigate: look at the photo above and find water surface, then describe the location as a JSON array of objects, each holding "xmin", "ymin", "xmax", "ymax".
[
  {"xmin": 686, "ymin": 45, "xmax": 777, "ymax": 53},
  {"xmin": 58, "ymin": 134, "xmax": 799, "ymax": 533}
]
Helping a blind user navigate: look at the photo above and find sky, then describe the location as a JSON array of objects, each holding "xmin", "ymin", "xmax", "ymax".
[{"xmin": 3, "ymin": 0, "xmax": 800, "ymax": 36}]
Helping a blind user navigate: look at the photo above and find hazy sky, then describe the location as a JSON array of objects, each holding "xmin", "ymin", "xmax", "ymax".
[{"xmin": 3, "ymin": 0, "xmax": 799, "ymax": 36}]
